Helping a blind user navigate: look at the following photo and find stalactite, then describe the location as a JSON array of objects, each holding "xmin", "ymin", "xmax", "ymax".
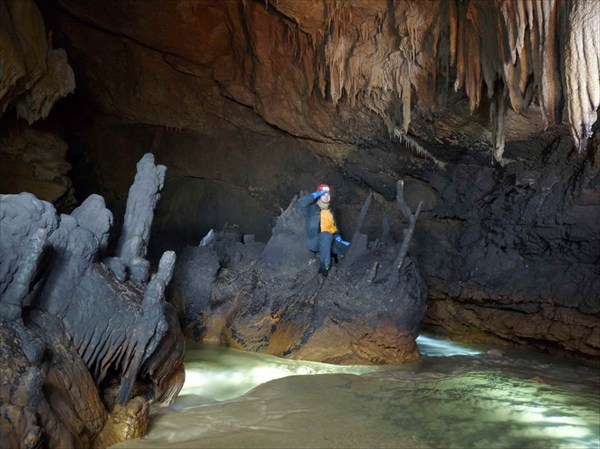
[
  {"xmin": 464, "ymin": 1, "xmax": 481, "ymax": 112},
  {"xmin": 453, "ymin": 0, "xmax": 467, "ymax": 93},
  {"xmin": 491, "ymin": 80, "xmax": 507, "ymax": 163},
  {"xmin": 449, "ymin": 0, "xmax": 458, "ymax": 65},
  {"xmin": 499, "ymin": 0, "xmax": 532, "ymax": 113},
  {"xmin": 536, "ymin": 0, "xmax": 563, "ymax": 127},
  {"xmin": 263, "ymin": 0, "xmax": 597, "ymax": 158},
  {"xmin": 396, "ymin": 132, "xmax": 446, "ymax": 169},
  {"xmin": 300, "ymin": 31, "xmax": 316, "ymax": 97},
  {"xmin": 565, "ymin": 0, "xmax": 600, "ymax": 152},
  {"xmin": 501, "ymin": 0, "xmax": 518, "ymax": 65}
]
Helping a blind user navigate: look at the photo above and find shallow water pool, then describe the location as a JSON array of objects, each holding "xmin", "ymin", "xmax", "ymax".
[{"xmin": 113, "ymin": 332, "xmax": 600, "ymax": 448}]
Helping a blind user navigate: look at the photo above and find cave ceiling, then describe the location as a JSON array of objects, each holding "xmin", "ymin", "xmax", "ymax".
[{"xmin": 5, "ymin": 0, "xmax": 595, "ymax": 165}]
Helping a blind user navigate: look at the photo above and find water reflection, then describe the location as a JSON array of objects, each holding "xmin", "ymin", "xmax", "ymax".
[
  {"xmin": 415, "ymin": 334, "xmax": 481, "ymax": 356},
  {"xmin": 174, "ymin": 346, "xmax": 378, "ymax": 408},
  {"xmin": 113, "ymin": 332, "xmax": 600, "ymax": 449}
]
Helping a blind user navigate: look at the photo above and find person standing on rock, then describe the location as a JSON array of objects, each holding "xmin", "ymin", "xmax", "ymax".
[{"xmin": 299, "ymin": 184, "xmax": 350, "ymax": 276}]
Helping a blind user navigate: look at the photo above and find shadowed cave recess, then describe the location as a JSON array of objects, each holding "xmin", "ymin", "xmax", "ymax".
[{"xmin": 0, "ymin": 0, "xmax": 599, "ymax": 447}]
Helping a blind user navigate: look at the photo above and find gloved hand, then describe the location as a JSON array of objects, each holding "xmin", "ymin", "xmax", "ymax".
[
  {"xmin": 335, "ymin": 235, "xmax": 350, "ymax": 246},
  {"xmin": 311, "ymin": 188, "xmax": 329, "ymax": 200}
]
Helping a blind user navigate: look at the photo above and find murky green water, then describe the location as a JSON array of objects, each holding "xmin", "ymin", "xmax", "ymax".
[{"xmin": 113, "ymin": 333, "xmax": 600, "ymax": 449}]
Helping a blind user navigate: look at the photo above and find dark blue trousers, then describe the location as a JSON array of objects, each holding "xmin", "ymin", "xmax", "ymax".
[{"xmin": 307, "ymin": 232, "xmax": 349, "ymax": 270}]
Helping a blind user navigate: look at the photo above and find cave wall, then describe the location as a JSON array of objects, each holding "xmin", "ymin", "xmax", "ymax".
[
  {"xmin": 0, "ymin": 119, "xmax": 75, "ymax": 208},
  {"xmin": 67, "ymin": 117, "xmax": 600, "ymax": 357},
  {"xmin": 0, "ymin": 0, "xmax": 75, "ymax": 121},
  {"xmin": 421, "ymin": 134, "xmax": 599, "ymax": 356},
  {"xmin": 0, "ymin": 0, "xmax": 76, "ymax": 207}
]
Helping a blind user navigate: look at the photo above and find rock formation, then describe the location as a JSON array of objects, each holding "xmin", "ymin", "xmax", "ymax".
[
  {"xmin": 0, "ymin": 153, "xmax": 184, "ymax": 448},
  {"xmin": 0, "ymin": 0, "xmax": 76, "ymax": 207},
  {"xmin": 0, "ymin": 119, "xmax": 75, "ymax": 208},
  {"xmin": 421, "ymin": 133, "xmax": 600, "ymax": 359},
  {"xmin": 1, "ymin": 0, "xmax": 75, "ymax": 120},
  {"xmin": 53, "ymin": 0, "xmax": 599, "ymax": 158},
  {"xmin": 171, "ymin": 180, "xmax": 427, "ymax": 364}
]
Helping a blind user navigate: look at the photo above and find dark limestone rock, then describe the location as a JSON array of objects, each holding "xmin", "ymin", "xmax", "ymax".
[
  {"xmin": 0, "ymin": 318, "xmax": 105, "ymax": 449},
  {"xmin": 419, "ymin": 135, "xmax": 600, "ymax": 358},
  {"xmin": 258, "ymin": 195, "xmax": 314, "ymax": 273},
  {"xmin": 174, "ymin": 181, "xmax": 428, "ymax": 364},
  {"xmin": 169, "ymin": 245, "xmax": 220, "ymax": 339},
  {"xmin": 169, "ymin": 226, "xmax": 267, "ymax": 339},
  {"xmin": 0, "ymin": 121, "xmax": 76, "ymax": 208}
]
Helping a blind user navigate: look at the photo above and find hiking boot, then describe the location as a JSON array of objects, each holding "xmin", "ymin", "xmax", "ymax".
[{"xmin": 318, "ymin": 263, "xmax": 330, "ymax": 277}]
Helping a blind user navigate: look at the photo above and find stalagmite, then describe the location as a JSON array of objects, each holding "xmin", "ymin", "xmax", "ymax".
[
  {"xmin": 0, "ymin": 154, "xmax": 184, "ymax": 448},
  {"xmin": 393, "ymin": 180, "xmax": 422, "ymax": 273},
  {"xmin": 71, "ymin": 194, "xmax": 113, "ymax": 253},
  {"xmin": 174, "ymin": 189, "xmax": 427, "ymax": 365},
  {"xmin": 115, "ymin": 153, "xmax": 166, "ymax": 282}
]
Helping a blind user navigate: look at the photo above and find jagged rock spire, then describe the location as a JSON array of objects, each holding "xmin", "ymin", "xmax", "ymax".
[{"xmin": 114, "ymin": 153, "xmax": 166, "ymax": 282}]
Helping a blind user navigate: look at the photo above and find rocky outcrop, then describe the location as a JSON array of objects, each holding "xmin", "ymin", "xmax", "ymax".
[
  {"xmin": 171, "ymin": 181, "xmax": 427, "ymax": 364},
  {"xmin": 0, "ymin": 0, "xmax": 76, "ymax": 210},
  {"xmin": 0, "ymin": 154, "xmax": 184, "ymax": 448},
  {"xmin": 420, "ymin": 133, "xmax": 600, "ymax": 358},
  {"xmin": 0, "ymin": 119, "xmax": 75, "ymax": 208},
  {"xmin": 0, "ymin": 0, "xmax": 75, "ymax": 122}
]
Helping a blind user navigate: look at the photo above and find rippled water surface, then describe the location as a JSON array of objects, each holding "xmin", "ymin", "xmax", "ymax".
[{"xmin": 113, "ymin": 332, "xmax": 600, "ymax": 449}]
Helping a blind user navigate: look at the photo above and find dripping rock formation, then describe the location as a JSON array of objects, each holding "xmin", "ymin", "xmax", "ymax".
[
  {"xmin": 52, "ymin": 0, "xmax": 599, "ymax": 155},
  {"xmin": 0, "ymin": 153, "xmax": 185, "ymax": 448}
]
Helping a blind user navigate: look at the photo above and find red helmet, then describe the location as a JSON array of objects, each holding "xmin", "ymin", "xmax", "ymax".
[{"xmin": 316, "ymin": 184, "xmax": 331, "ymax": 193}]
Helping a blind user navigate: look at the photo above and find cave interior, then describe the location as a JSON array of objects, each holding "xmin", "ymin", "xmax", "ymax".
[{"xmin": 0, "ymin": 0, "xmax": 599, "ymax": 447}]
